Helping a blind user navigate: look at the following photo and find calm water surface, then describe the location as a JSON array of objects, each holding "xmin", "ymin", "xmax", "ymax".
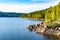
[{"xmin": 0, "ymin": 17, "xmax": 59, "ymax": 40}]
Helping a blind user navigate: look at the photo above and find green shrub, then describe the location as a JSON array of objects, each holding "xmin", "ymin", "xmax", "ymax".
[{"xmin": 51, "ymin": 22, "xmax": 60, "ymax": 28}]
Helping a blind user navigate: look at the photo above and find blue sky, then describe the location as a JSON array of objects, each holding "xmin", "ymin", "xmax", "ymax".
[
  {"xmin": 0, "ymin": 0, "xmax": 58, "ymax": 4},
  {"xmin": 0, "ymin": 0, "xmax": 59, "ymax": 13}
]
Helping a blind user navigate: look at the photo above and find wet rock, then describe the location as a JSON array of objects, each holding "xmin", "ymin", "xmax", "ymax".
[{"xmin": 27, "ymin": 25, "xmax": 35, "ymax": 31}]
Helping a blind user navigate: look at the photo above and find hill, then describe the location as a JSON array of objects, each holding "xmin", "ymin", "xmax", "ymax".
[
  {"xmin": 0, "ymin": 11, "xmax": 25, "ymax": 17},
  {"xmin": 21, "ymin": 2, "xmax": 60, "ymax": 22}
]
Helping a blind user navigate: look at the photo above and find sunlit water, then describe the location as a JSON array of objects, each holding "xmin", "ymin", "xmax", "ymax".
[{"xmin": 0, "ymin": 17, "xmax": 59, "ymax": 40}]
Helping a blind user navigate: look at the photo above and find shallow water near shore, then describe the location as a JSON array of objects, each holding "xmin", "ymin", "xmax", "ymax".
[{"xmin": 0, "ymin": 17, "xmax": 59, "ymax": 40}]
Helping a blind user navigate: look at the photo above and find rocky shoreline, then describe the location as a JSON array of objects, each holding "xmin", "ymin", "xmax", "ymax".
[{"xmin": 27, "ymin": 21, "xmax": 60, "ymax": 37}]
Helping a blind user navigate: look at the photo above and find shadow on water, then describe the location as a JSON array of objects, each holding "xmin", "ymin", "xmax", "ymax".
[
  {"xmin": 42, "ymin": 34, "xmax": 60, "ymax": 40},
  {"xmin": 28, "ymin": 28, "xmax": 60, "ymax": 40}
]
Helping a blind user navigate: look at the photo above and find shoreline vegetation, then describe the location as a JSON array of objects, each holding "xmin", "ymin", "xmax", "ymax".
[
  {"xmin": 22, "ymin": 18, "xmax": 45, "ymax": 21},
  {"xmin": 21, "ymin": 2, "xmax": 60, "ymax": 38}
]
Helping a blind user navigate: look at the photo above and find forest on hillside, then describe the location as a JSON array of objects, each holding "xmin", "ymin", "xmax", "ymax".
[{"xmin": 21, "ymin": 2, "xmax": 60, "ymax": 23}]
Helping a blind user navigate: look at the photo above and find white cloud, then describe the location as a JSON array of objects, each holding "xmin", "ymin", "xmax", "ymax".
[
  {"xmin": 0, "ymin": 0, "xmax": 59, "ymax": 13},
  {"xmin": 30, "ymin": 0, "xmax": 58, "ymax": 3}
]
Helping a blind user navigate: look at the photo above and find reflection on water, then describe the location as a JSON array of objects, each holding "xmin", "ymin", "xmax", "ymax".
[{"xmin": 43, "ymin": 34, "xmax": 60, "ymax": 40}]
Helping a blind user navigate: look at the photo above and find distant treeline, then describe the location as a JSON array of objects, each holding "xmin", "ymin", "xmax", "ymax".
[{"xmin": 0, "ymin": 11, "xmax": 25, "ymax": 17}]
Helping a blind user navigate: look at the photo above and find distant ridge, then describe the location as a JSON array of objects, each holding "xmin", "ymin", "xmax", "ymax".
[{"xmin": 0, "ymin": 11, "xmax": 25, "ymax": 17}]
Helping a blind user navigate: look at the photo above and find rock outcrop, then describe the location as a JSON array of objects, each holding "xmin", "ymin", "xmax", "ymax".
[{"xmin": 27, "ymin": 21, "xmax": 60, "ymax": 37}]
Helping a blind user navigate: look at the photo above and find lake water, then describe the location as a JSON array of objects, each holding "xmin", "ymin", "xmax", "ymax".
[{"xmin": 0, "ymin": 17, "xmax": 59, "ymax": 40}]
